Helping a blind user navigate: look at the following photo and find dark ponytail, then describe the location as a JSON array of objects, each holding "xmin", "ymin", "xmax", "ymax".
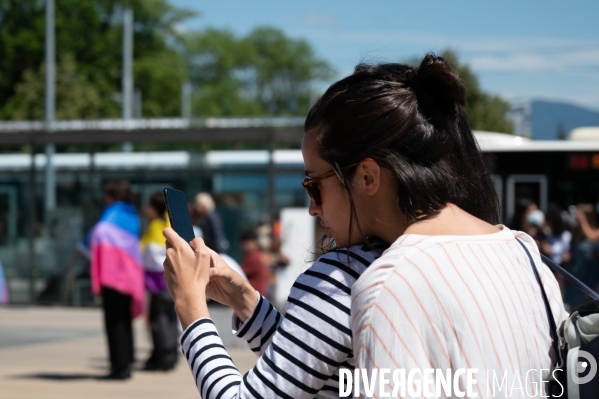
[{"xmin": 305, "ymin": 53, "xmax": 499, "ymax": 237}]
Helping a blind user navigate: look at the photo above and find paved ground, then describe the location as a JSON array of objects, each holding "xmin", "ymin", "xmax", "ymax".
[{"xmin": 0, "ymin": 305, "xmax": 256, "ymax": 399}]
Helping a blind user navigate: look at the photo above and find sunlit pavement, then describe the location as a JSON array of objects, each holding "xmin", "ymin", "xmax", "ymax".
[{"xmin": 0, "ymin": 305, "xmax": 256, "ymax": 399}]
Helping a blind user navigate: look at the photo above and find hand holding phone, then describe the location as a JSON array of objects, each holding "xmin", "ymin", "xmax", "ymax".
[
  {"xmin": 162, "ymin": 188, "xmax": 260, "ymax": 322},
  {"xmin": 163, "ymin": 188, "xmax": 196, "ymax": 244}
]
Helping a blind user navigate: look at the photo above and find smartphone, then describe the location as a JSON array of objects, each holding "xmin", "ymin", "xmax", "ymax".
[{"xmin": 163, "ymin": 188, "xmax": 196, "ymax": 244}]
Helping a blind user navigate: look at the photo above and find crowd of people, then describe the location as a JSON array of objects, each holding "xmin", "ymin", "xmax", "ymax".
[
  {"xmin": 510, "ymin": 198, "xmax": 599, "ymax": 308},
  {"xmin": 86, "ymin": 181, "xmax": 288, "ymax": 380}
]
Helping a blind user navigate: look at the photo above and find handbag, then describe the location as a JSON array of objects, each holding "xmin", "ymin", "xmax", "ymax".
[{"xmin": 517, "ymin": 239, "xmax": 599, "ymax": 399}]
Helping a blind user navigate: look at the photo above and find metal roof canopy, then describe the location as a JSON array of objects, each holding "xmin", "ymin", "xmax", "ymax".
[
  {"xmin": 4, "ymin": 119, "xmax": 599, "ymax": 151},
  {"xmin": 0, "ymin": 117, "xmax": 306, "ymax": 145}
]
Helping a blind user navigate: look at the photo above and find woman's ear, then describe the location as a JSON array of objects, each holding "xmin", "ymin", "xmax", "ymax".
[{"xmin": 357, "ymin": 158, "xmax": 382, "ymax": 196}]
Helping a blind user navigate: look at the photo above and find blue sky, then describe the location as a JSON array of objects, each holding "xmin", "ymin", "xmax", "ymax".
[{"xmin": 171, "ymin": 0, "xmax": 599, "ymax": 110}]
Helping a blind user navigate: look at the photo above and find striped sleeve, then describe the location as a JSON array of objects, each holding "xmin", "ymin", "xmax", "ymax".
[
  {"xmin": 180, "ymin": 319, "xmax": 245, "ymax": 398},
  {"xmin": 181, "ymin": 245, "xmax": 384, "ymax": 398},
  {"xmin": 232, "ymin": 295, "xmax": 282, "ymax": 357}
]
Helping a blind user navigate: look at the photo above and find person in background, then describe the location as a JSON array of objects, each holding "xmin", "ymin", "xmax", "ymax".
[
  {"xmin": 255, "ymin": 214, "xmax": 272, "ymax": 252},
  {"xmin": 140, "ymin": 192, "xmax": 178, "ymax": 371},
  {"xmin": 542, "ymin": 207, "xmax": 572, "ymax": 265},
  {"xmin": 260, "ymin": 220, "xmax": 289, "ymax": 302},
  {"xmin": 566, "ymin": 204, "xmax": 599, "ymax": 307},
  {"xmin": 0, "ymin": 259, "xmax": 8, "ymax": 304},
  {"xmin": 193, "ymin": 193, "xmax": 229, "ymax": 253},
  {"xmin": 510, "ymin": 198, "xmax": 546, "ymax": 240},
  {"xmin": 539, "ymin": 207, "xmax": 572, "ymax": 301},
  {"xmin": 191, "ymin": 205, "xmax": 247, "ymax": 282},
  {"xmin": 511, "ymin": 199, "xmax": 547, "ymax": 250},
  {"xmin": 576, "ymin": 204, "xmax": 599, "ymax": 242},
  {"xmin": 238, "ymin": 230, "xmax": 269, "ymax": 297},
  {"xmin": 91, "ymin": 181, "xmax": 144, "ymax": 380}
]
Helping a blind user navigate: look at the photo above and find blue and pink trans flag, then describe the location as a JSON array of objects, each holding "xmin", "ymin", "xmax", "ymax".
[
  {"xmin": 91, "ymin": 201, "xmax": 144, "ymax": 318},
  {"xmin": 0, "ymin": 260, "xmax": 8, "ymax": 304}
]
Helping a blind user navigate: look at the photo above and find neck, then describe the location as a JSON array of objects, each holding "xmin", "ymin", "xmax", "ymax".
[
  {"xmin": 404, "ymin": 204, "xmax": 499, "ymax": 237},
  {"xmin": 372, "ymin": 216, "xmax": 409, "ymax": 245},
  {"xmin": 368, "ymin": 203, "xmax": 499, "ymax": 244}
]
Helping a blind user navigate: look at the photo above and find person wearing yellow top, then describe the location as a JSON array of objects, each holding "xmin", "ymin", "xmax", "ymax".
[{"xmin": 141, "ymin": 192, "xmax": 178, "ymax": 371}]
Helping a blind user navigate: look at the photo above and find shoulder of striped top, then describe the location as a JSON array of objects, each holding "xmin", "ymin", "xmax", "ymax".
[
  {"xmin": 316, "ymin": 244, "xmax": 386, "ymax": 273},
  {"xmin": 232, "ymin": 243, "xmax": 386, "ymax": 354}
]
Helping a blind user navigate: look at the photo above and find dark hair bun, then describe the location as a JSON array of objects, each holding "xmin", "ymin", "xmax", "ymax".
[{"xmin": 406, "ymin": 53, "xmax": 465, "ymax": 123}]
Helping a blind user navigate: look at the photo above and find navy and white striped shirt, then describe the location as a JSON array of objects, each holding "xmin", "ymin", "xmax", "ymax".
[{"xmin": 180, "ymin": 242, "xmax": 387, "ymax": 398}]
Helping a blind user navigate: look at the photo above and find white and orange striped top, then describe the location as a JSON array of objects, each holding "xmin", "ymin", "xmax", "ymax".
[{"xmin": 351, "ymin": 226, "xmax": 568, "ymax": 398}]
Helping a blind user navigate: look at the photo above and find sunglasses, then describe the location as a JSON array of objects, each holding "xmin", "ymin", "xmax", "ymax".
[{"xmin": 301, "ymin": 169, "xmax": 336, "ymax": 206}]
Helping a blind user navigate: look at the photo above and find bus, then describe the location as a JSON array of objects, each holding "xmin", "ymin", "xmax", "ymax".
[{"xmin": 1, "ymin": 130, "xmax": 599, "ymax": 304}]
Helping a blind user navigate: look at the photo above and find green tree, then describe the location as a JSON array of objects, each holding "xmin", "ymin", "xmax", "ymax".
[
  {"xmin": 244, "ymin": 27, "xmax": 333, "ymax": 115},
  {"xmin": 407, "ymin": 49, "xmax": 513, "ymax": 133},
  {"xmin": 0, "ymin": 0, "xmax": 195, "ymax": 120},
  {"xmin": 184, "ymin": 28, "xmax": 262, "ymax": 117},
  {"xmin": 5, "ymin": 53, "xmax": 116, "ymax": 120},
  {"xmin": 184, "ymin": 26, "xmax": 334, "ymax": 117}
]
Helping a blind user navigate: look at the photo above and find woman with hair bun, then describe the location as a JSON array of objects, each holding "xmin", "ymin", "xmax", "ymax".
[
  {"xmin": 162, "ymin": 53, "xmax": 566, "ymax": 398},
  {"xmin": 327, "ymin": 54, "xmax": 566, "ymax": 397}
]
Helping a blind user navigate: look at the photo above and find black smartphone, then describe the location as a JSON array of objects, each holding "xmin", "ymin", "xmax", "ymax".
[{"xmin": 163, "ymin": 188, "xmax": 196, "ymax": 244}]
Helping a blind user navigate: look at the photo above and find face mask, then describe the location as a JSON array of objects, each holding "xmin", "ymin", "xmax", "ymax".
[{"xmin": 527, "ymin": 209, "xmax": 545, "ymax": 226}]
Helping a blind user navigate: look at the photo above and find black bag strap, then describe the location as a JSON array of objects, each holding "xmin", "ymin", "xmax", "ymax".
[
  {"xmin": 538, "ymin": 253, "xmax": 599, "ymax": 301},
  {"xmin": 516, "ymin": 238, "xmax": 560, "ymax": 358}
]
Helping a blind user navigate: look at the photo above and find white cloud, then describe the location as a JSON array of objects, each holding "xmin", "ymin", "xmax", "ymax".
[
  {"xmin": 291, "ymin": 28, "xmax": 599, "ymax": 74},
  {"xmin": 468, "ymin": 50, "xmax": 599, "ymax": 72}
]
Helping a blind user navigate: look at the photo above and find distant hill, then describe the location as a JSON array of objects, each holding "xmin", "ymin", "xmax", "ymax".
[{"xmin": 531, "ymin": 100, "xmax": 599, "ymax": 140}]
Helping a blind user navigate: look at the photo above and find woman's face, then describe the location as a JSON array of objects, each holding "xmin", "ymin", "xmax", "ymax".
[{"xmin": 302, "ymin": 133, "xmax": 361, "ymax": 247}]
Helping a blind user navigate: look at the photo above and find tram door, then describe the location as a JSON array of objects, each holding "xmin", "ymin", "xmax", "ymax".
[
  {"xmin": 0, "ymin": 186, "xmax": 17, "ymax": 246},
  {"xmin": 505, "ymin": 175, "xmax": 548, "ymax": 225}
]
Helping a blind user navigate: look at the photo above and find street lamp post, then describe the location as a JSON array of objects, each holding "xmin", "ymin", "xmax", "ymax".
[
  {"xmin": 44, "ymin": 0, "xmax": 56, "ymax": 213},
  {"xmin": 121, "ymin": 7, "xmax": 134, "ymax": 152}
]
